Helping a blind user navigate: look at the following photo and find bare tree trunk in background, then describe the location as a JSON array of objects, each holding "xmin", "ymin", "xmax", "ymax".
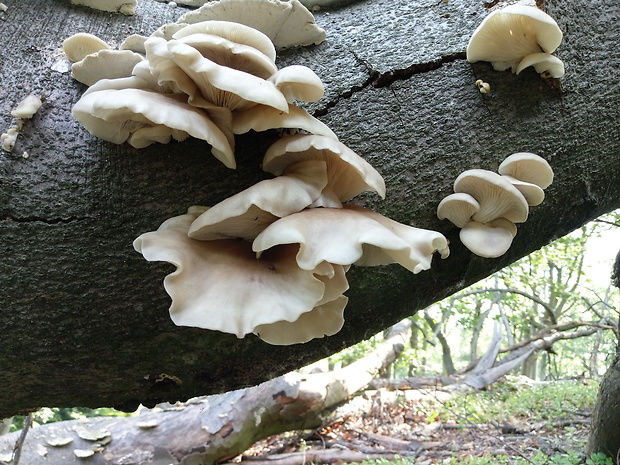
[
  {"xmin": 423, "ymin": 312, "xmax": 456, "ymax": 375},
  {"xmin": 587, "ymin": 251, "xmax": 620, "ymax": 459}
]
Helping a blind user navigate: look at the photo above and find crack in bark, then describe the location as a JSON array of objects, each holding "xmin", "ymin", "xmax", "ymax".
[
  {"xmin": 314, "ymin": 51, "xmax": 466, "ymax": 117},
  {"xmin": 1, "ymin": 216, "xmax": 96, "ymax": 225}
]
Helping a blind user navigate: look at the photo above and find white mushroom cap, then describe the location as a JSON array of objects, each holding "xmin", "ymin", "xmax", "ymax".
[
  {"xmin": 516, "ymin": 52, "xmax": 565, "ymax": 78},
  {"xmin": 232, "ymin": 104, "xmax": 337, "ymax": 139},
  {"xmin": 11, "ymin": 94, "xmax": 42, "ymax": 119},
  {"xmin": 453, "ymin": 169, "xmax": 529, "ymax": 224},
  {"xmin": 72, "ymin": 86, "xmax": 235, "ymax": 167},
  {"xmin": 146, "ymin": 36, "xmax": 289, "ymax": 112},
  {"xmin": 172, "ymin": 20, "xmax": 277, "ymax": 63},
  {"xmin": 63, "ymin": 32, "xmax": 111, "ymax": 63},
  {"xmin": 119, "ymin": 33, "xmax": 148, "ymax": 54},
  {"xmin": 498, "ymin": 152, "xmax": 554, "ymax": 188},
  {"xmin": 268, "ymin": 65, "xmax": 325, "ymax": 103},
  {"xmin": 262, "ymin": 134, "xmax": 386, "ymax": 202},
  {"xmin": 188, "ymin": 159, "xmax": 330, "ymax": 241},
  {"xmin": 254, "ymin": 295, "xmax": 348, "ymax": 345},
  {"xmin": 466, "ymin": 5, "xmax": 563, "ymax": 73},
  {"xmin": 71, "ymin": 49, "xmax": 145, "ymax": 86},
  {"xmin": 176, "ymin": 32, "xmax": 278, "ymax": 79},
  {"xmin": 252, "ymin": 205, "xmax": 449, "ymax": 274},
  {"xmin": 501, "ymin": 175, "xmax": 545, "ymax": 207},
  {"xmin": 134, "ymin": 211, "xmax": 338, "ymax": 339},
  {"xmin": 436, "ymin": 192, "xmax": 481, "ymax": 228},
  {"xmin": 459, "ymin": 218, "xmax": 517, "ymax": 258},
  {"xmin": 177, "ymin": 0, "xmax": 326, "ymax": 50}
]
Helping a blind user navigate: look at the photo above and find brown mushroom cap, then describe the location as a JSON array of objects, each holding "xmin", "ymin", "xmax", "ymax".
[
  {"xmin": 262, "ymin": 134, "xmax": 386, "ymax": 202},
  {"xmin": 453, "ymin": 169, "xmax": 529, "ymax": 224}
]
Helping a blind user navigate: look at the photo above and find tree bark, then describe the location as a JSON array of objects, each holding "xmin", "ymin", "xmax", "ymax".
[
  {"xmin": 588, "ymin": 356, "xmax": 620, "ymax": 460},
  {"xmin": 1, "ymin": 0, "xmax": 619, "ymax": 416},
  {"xmin": 0, "ymin": 321, "xmax": 411, "ymax": 465}
]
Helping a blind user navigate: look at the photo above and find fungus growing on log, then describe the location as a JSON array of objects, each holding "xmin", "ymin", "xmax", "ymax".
[{"xmin": 466, "ymin": 5, "xmax": 565, "ymax": 78}]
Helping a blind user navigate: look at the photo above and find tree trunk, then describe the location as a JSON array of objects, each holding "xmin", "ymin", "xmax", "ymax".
[
  {"xmin": 1, "ymin": 0, "xmax": 620, "ymax": 416},
  {"xmin": 588, "ymin": 356, "xmax": 620, "ymax": 461}
]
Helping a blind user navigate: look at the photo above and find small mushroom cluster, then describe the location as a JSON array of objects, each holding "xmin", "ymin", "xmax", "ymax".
[
  {"xmin": 467, "ymin": 4, "xmax": 565, "ymax": 78},
  {"xmin": 437, "ymin": 153, "xmax": 553, "ymax": 258},
  {"xmin": 64, "ymin": 9, "xmax": 450, "ymax": 345}
]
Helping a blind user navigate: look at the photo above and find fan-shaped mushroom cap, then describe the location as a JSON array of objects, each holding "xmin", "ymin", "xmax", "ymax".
[
  {"xmin": 460, "ymin": 218, "xmax": 517, "ymax": 258},
  {"xmin": 232, "ymin": 104, "xmax": 337, "ymax": 139},
  {"xmin": 498, "ymin": 152, "xmax": 554, "ymax": 189},
  {"xmin": 134, "ymin": 210, "xmax": 341, "ymax": 339},
  {"xmin": 72, "ymin": 85, "xmax": 235, "ymax": 167},
  {"xmin": 253, "ymin": 205, "xmax": 449, "ymax": 274},
  {"xmin": 176, "ymin": 32, "xmax": 278, "ymax": 79},
  {"xmin": 262, "ymin": 134, "xmax": 386, "ymax": 202},
  {"xmin": 188, "ymin": 159, "xmax": 330, "ymax": 241},
  {"xmin": 173, "ymin": 20, "xmax": 277, "ymax": 63},
  {"xmin": 453, "ymin": 169, "xmax": 529, "ymax": 224},
  {"xmin": 71, "ymin": 49, "xmax": 145, "ymax": 86},
  {"xmin": 501, "ymin": 175, "xmax": 545, "ymax": 207},
  {"xmin": 516, "ymin": 52, "xmax": 565, "ymax": 78},
  {"xmin": 466, "ymin": 5, "xmax": 563, "ymax": 73},
  {"xmin": 177, "ymin": 0, "xmax": 326, "ymax": 50},
  {"xmin": 268, "ymin": 65, "xmax": 325, "ymax": 103},
  {"xmin": 437, "ymin": 192, "xmax": 481, "ymax": 228},
  {"xmin": 254, "ymin": 295, "xmax": 348, "ymax": 345},
  {"xmin": 63, "ymin": 32, "xmax": 111, "ymax": 63},
  {"xmin": 145, "ymin": 36, "xmax": 289, "ymax": 112}
]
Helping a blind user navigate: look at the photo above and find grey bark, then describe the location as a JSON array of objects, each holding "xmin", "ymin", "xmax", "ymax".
[{"xmin": 1, "ymin": 0, "xmax": 619, "ymax": 417}]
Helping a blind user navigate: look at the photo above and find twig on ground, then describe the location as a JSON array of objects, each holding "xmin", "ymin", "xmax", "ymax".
[{"xmin": 12, "ymin": 413, "xmax": 33, "ymax": 465}]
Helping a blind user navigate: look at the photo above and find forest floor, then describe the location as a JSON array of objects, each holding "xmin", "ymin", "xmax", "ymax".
[{"xmin": 233, "ymin": 379, "xmax": 595, "ymax": 465}]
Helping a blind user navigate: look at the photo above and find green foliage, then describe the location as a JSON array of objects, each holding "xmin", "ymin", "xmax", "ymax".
[
  {"xmin": 585, "ymin": 452, "xmax": 614, "ymax": 465},
  {"xmin": 10, "ymin": 406, "xmax": 133, "ymax": 432},
  {"xmin": 431, "ymin": 379, "xmax": 599, "ymax": 424}
]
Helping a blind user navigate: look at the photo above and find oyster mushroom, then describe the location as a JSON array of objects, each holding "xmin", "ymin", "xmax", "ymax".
[
  {"xmin": 71, "ymin": 83, "xmax": 235, "ymax": 167},
  {"xmin": 177, "ymin": 0, "xmax": 326, "ymax": 49},
  {"xmin": 134, "ymin": 210, "xmax": 346, "ymax": 340},
  {"xmin": 460, "ymin": 218, "xmax": 517, "ymax": 258},
  {"xmin": 188, "ymin": 159, "xmax": 331, "ymax": 241},
  {"xmin": 253, "ymin": 205, "xmax": 449, "ymax": 274},
  {"xmin": 262, "ymin": 134, "xmax": 386, "ymax": 204},
  {"xmin": 453, "ymin": 169, "xmax": 529, "ymax": 224},
  {"xmin": 466, "ymin": 4, "xmax": 564, "ymax": 78}
]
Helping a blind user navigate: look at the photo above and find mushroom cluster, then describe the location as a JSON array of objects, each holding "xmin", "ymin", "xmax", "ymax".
[
  {"xmin": 466, "ymin": 4, "xmax": 565, "ymax": 78},
  {"xmin": 437, "ymin": 153, "xmax": 553, "ymax": 258},
  {"xmin": 135, "ymin": 133, "xmax": 449, "ymax": 345},
  {"xmin": 66, "ymin": 18, "xmax": 330, "ymax": 168},
  {"xmin": 64, "ymin": 7, "xmax": 450, "ymax": 345}
]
